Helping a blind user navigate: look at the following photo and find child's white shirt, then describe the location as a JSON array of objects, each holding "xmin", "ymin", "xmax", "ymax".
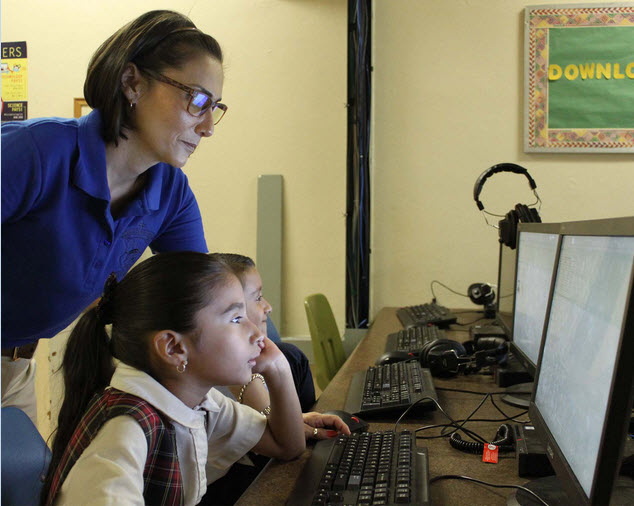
[{"xmin": 55, "ymin": 363, "xmax": 267, "ymax": 506}]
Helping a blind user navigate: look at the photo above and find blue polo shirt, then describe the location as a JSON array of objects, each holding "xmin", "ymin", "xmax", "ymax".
[{"xmin": 1, "ymin": 110, "xmax": 207, "ymax": 347}]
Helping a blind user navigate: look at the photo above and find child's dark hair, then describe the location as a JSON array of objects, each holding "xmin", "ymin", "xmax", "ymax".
[
  {"xmin": 43, "ymin": 251, "xmax": 232, "ymax": 503},
  {"xmin": 84, "ymin": 10, "xmax": 223, "ymax": 144},
  {"xmin": 210, "ymin": 253, "xmax": 255, "ymax": 281}
]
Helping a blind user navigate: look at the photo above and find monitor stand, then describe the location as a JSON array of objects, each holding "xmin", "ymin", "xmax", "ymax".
[
  {"xmin": 507, "ymin": 476, "xmax": 634, "ymax": 505},
  {"xmin": 501, "ymin": 382, "xmax": 533, "ymax": 409}
]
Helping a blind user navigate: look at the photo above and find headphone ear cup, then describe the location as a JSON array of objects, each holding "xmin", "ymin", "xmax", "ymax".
[
  {"xmin": 499, "ymin": 210, "xmax": 519, "ymax": 249},
  {"xmin": 419, "ymin": 339, "xmax": 467, "ymax": 377},
  {"xmin": 515, "ymin": 204, "xmax": 533, "ymax": 223},
  {"xmin": 528, "ymin": 207, "xmax": 542, "ymax": 223}
]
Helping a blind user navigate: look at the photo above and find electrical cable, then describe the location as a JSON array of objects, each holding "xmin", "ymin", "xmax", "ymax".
[
  {"xmin": 453, "ymin": 316, "xmax": 488, "ymax": 326},
  {"xmin": 436, "ymin": 387, "xmax": 530, "ymax": 423},
  {"xmin": 429, "ymin": 475, "xmax": 549, "ymax": 506},
  {"xmin": 430, "ymin": 280, "xmax": 470, "ymax": 302}
]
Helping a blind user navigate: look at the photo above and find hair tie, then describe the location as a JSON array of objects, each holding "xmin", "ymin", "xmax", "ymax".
[{"xmin": 96, "ymin": 273, "xmax": 118, "ymax": 325}]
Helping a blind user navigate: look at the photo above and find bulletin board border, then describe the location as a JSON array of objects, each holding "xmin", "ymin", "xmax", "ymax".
[{"xmin": 524, "ymin": 3, "xmax": 634, "ymax": 153}]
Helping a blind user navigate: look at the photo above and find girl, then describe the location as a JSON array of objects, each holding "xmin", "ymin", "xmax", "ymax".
[
  {"xmin": 42, "ymin": 252, "xmax": 305, "ymax": 506},
  {"xmin": 2, "ymin": 10, "xmax": 225, "ymax": 423},
  {"xmin": 212, "ymin": 253, "xmax": 351, "ymax": 441}
]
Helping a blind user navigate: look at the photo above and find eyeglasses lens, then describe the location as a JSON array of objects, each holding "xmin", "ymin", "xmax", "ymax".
[
  {"xmin": 211, "ymin": 105, "xmax": 226, "ymax": 125},
  {"xmin": 189, "ymin": 92, "xmax": 212, "ymax": 116}
]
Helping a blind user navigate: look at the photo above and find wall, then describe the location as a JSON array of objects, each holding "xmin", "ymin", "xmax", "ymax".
[
  {"xmin": 1, "ymin": 0, "xmax": 347, "ymax": 437},
  {"xmin": 371, "ymin": 0, "xmax": 634, "ymax": 316}
]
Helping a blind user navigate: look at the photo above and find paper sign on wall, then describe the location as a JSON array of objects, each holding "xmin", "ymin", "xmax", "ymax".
[
  {"xmin": 524, "ymin": 5, "xmax": 634, "ymax": 152},
  {"xmin": 1, "ymin": 41, "xmax": 28, "ymax": 122}
]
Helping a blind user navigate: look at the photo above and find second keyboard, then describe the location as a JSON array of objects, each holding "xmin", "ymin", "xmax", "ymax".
[{"xmin": 344, "ymin": 360, "xmax": 438, "ymax": 416}]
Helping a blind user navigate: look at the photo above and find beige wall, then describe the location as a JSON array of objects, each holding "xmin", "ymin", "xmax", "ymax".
[
  {"xmin": 4, "ymin": 0, "xmax": 634, "ymax": 436},
  {"xmin": 0, "ymin": 0, "xmax": 348, "ymax": 336},
  {"xmin": 1, "ymin": 0, "xmax": 347, "ymax": 437},
  {"xmin": 371, "ymin": 0, "xmax": 634, "ymax": 315}
]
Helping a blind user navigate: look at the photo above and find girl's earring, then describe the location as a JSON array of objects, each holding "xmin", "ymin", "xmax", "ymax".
[
  {"xmin": 176, "ymin": 359, "xmax": 188, "ymax": 374},
  {"xmin": 129, "ymin": 101, "xmax": 136, "ymax": 110}
]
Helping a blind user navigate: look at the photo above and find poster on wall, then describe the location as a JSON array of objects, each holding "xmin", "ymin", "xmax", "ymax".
[
  {"xmin": 1, "ymin": 41, "xmax": 28, "ymax": 122},
  {"xmin": 524, "ymin": 4, "xmax": 634, "ymax": 153}
]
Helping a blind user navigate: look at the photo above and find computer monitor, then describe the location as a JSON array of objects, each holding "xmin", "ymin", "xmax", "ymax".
[
  {"xmin": 510, "ymin": 222, "xmax": 561, "ymax": 378},
  {"xmin": 525, "ymin": 216, "xmax": 634, "ymax": 505},
  {"xmin": 499, "ymin": 223, "xmax": 561, "ymax": 408},
  {"xmin": 495, "ymin": 241, "xmax": 516, "ymax": 338}
]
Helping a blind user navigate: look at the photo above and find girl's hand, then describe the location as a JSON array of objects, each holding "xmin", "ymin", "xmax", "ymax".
[
  {"xmin": 302, "ymin": 412, "xmax": 352, "ymax": 440},
  {"xmin": 251, "ymin": 336, "xmax": 286, "ymax": 376}
]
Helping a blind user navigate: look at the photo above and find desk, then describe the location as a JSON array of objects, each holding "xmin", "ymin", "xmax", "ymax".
[{"xmin": 237, "ymin": 308, "xmax": 529, "ymax": 505}]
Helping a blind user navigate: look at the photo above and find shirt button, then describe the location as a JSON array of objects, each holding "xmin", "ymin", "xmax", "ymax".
[{"xmin": 103, "ymin": 240, "xmax": 111, "ymax": 246}]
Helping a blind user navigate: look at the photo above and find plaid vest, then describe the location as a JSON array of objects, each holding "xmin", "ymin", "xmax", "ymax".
[{"xmin": 45, "ymin": 388, "xmax": 183, "ymax": 506}]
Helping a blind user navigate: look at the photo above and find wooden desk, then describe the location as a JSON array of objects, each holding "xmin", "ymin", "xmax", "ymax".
[{"xmin": 237, "ymin": 308, "xmax": 529, "ymax": 505}]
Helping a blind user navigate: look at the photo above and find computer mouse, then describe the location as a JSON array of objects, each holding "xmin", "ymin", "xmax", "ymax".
[
  {"xmin": 374, "ymin": 350, "xmax": 418, "ymax": 366},
  {"xmin": 323, "ymin": 410, "xmax": 369, "ymax": 433}
]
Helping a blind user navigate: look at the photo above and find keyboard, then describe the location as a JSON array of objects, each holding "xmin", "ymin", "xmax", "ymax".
[
  {"xmin": 396, "ymin": 302, "xmax": 458, "ymax": 328},
  {"xmin": 344, "ymin": 360, "xmax": 438, "ymax": 416},
  {"xmin": 287, "ymin": 430, "xmax": 431, "ymax": 505},
  {"xmin": 385, "ymin": 325, "xmax": 447, "ymax": 354}
]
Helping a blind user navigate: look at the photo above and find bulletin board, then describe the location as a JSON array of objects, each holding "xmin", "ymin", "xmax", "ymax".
[{"xmin": 524, "ymin": 4, "xmax": 634, "ymax": 152}]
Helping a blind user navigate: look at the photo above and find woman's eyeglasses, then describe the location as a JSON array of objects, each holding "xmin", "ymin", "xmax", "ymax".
[{"xmin": 144, "ymin": 70, "xmax": 227, "ymax": 124}]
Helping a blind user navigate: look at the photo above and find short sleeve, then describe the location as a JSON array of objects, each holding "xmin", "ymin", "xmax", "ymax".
[
  {"xmin": 150, "ymin": 174, "xmax": 207, "ymax": 253},
  {"xmin": 55, "ymin": 416, "xmax": 147, "ymax": 506},
  {"xmin": 1, "ymin": 123, "xmax": 43, "ymax": 224}
]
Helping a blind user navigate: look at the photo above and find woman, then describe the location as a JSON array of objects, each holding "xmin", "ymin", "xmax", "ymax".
[{"xmin": 1, "ymin": 10, "xmax": 226, "ymax": 423}]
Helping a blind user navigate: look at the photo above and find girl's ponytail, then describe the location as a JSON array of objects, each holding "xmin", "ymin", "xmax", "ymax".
[{"xmin": 43, "ymin": 277, "xmax": 117, "ymax": 503}]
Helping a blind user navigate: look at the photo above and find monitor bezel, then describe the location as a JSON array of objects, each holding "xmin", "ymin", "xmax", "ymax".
[
  {"xmin": 509, "ymin": 222, "xmax": 561, "ymax": 378},
  {"xmin": 529, "ymin": 216, "xmax": 634, "ymax": 505},
  {"xmin": 494, "ymin": 241, "xmax": 516, "ymax": 338}
]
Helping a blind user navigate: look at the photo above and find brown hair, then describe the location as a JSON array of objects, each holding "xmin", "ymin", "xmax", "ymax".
[{"xmin": 84, "ymin": 10, "xmax": 223, "ymax": 144}]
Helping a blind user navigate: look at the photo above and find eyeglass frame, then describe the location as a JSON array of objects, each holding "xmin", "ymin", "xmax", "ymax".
[{"xmin": 142, "ymin": 69, "xmax": 228, "ymax": 124}]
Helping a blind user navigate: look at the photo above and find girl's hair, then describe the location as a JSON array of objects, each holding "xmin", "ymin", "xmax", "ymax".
[
  {"xmin": 43, "ymin": 251, "xmax": 233, "ymax": 502},
  {"xmin": 209, "ymin": 253, "xmax": 256, "ymax": 282},
  {"xmin": 84, "ymin": 10, "xmax": 223, "ymax": 144}
]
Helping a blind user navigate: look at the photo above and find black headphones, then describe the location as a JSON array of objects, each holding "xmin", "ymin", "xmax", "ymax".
[
  {"xmin": 473, "ymin": 163, "xmax": 542, "ymax": 249},
  {"xmin": 419, "ymin": 338, "xmax": 507, "ymax": 377}
]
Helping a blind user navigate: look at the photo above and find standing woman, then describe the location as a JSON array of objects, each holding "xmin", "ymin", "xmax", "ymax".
[{"xmin": 1, "ymin": 10, "xmax": 228, "ymax": 424}]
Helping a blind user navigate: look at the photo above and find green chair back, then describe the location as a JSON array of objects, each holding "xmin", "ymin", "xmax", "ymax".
[{"xmin": 304, "ymin": 293, "xmax": 346, "ymax": 390}]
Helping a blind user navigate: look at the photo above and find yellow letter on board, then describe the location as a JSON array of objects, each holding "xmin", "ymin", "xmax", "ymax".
[
  {"xmin": 564, "ymin": 65, "xmax": 579, "ymax": 80},
  {"xmin": 597, "ymin": 63, "xmax": 611, "ymax": 79},
  {"xmin": 549, "ymin": 64, "xmax": 562, "ymax": 81},
  {"xmin": 578, "ymin": 63, "xmax": 595, "ymax": 80},
  {"xmin": 627, "ymin": 63, "xmax": 634, "ymax": 79},
  {"xmin": 613, "ymin": 64, "xmax": 625, "ymax": 79}
]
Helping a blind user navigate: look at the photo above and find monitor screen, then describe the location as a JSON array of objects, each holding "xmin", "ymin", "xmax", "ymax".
[
  {"xmin": 511, "ymin": 226, "xmax": 560, "ymax": 376},
  {"xmin": 530, "ymin": 217, "xmax": 634, "ymax": 504},
  {"xmin": 495, "ymin": 242, "xmax": 516, "ymax": 337}
]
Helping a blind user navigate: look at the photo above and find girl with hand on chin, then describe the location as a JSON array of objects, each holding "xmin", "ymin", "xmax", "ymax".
[
  {"xmin": 1, "ymin": 10, "xmax": 227, "ymax": 425},
  {"xmin": 212, "ymin": 253, "xmax": 351, "ymax": 441},
  {"xmin": 42, "ymin": 252, "xmax": 305, "ymax": 506}
]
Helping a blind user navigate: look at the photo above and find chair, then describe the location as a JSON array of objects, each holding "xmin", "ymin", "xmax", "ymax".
[
  {"xmin": 304, "ymin": 293, "xmax": 346, "ymax": 390},
  {"xmin": 1, "ymin": 407, "xmax": 52, "ymax": 505}
]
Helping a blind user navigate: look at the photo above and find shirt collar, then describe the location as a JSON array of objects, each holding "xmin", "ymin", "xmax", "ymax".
[
  {"xmin": 73, "ymin": 109, "xmax": 109, "ymax": 200},
  {"xmin": 111, "ymin": 362, "xmax": 220, "ymax": 429},
  {"xmin": 73, "ymin": 109, "xmax": 163, "ymax": 213}
]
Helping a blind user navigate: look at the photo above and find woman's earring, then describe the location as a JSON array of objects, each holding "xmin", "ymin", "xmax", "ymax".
[
  {"xmin": 129, "ymin": 101, "xmax": 136, "ymax": 110},
  {"xmin": 176, "ymin": 359, "xmax": 188, "ymax": 373}
]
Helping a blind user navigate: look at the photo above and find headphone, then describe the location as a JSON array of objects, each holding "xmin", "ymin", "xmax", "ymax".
[
  {"xmin": 419, "ymin": 338, "xmax": 508, "ymax": 377},
  {"xmin": 473, "ymin": 163, "xmax": 542, "ymax": 249}
]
